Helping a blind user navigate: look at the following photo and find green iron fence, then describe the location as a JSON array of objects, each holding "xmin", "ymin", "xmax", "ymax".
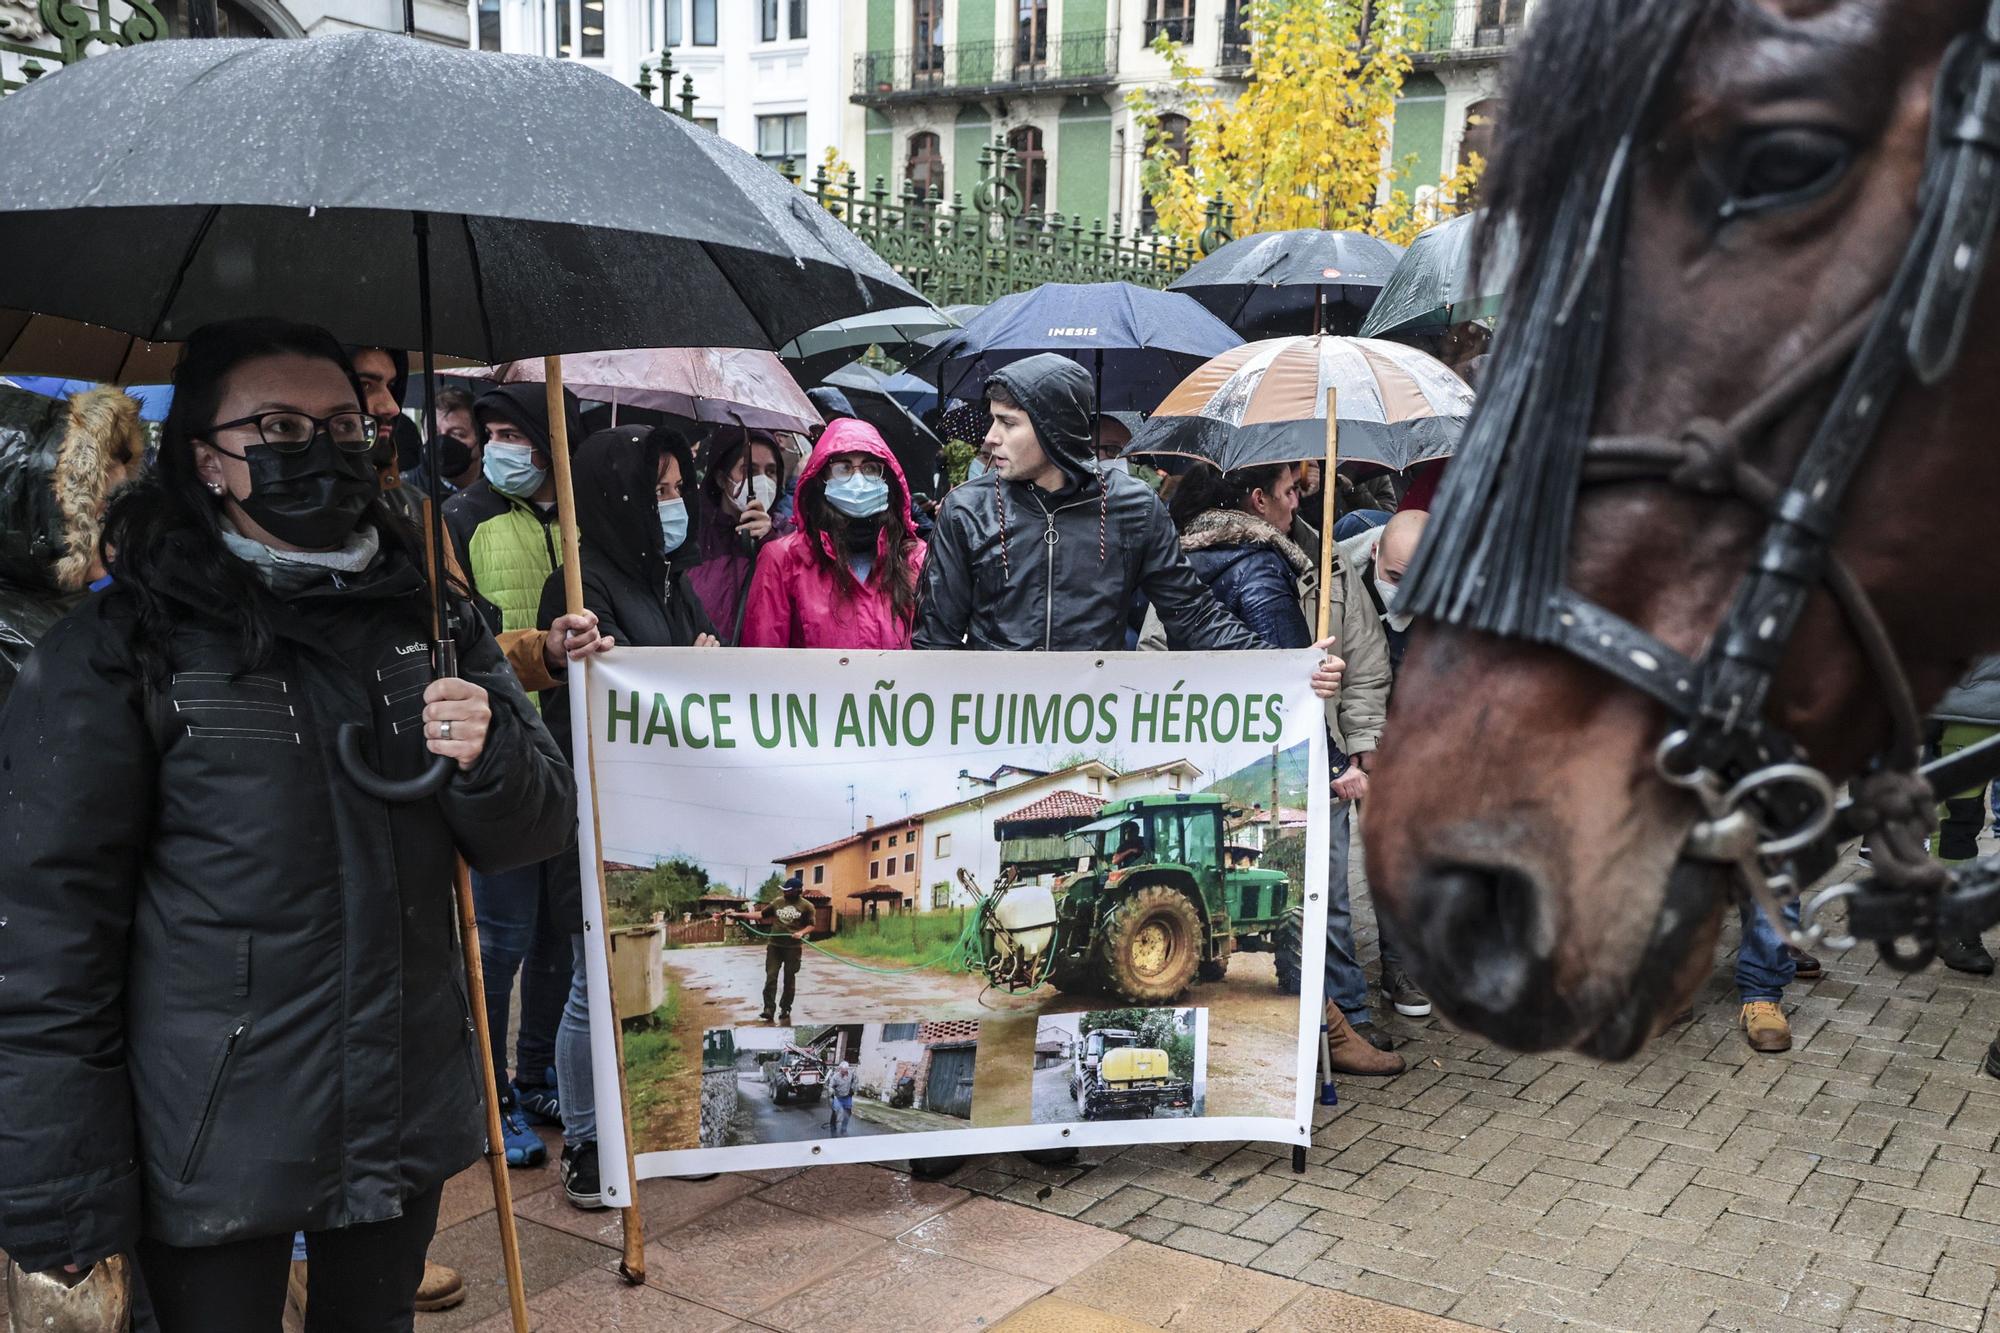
[
  {"xmin": 638, "ymin": 51, "xmax": 1231, "ymax": 306},
  {"xmin": 1, "ymin": 0, "xmax": 169, "ymax": 93}
]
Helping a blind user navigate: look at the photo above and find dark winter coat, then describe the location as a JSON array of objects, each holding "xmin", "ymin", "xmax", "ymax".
[
  {"xmin": 1934, "ymin": 657, "xmax": 2000, "ymax": 728},
  {"xmin": 0, "ymin": 385, "xmax": 144, "ymax": 708},
  {"xmin": 0, "ymin": 535, "xmax": 576, "ymax": 1271},
  {"xmin": 1180, "ymin": 510, "xmax": 1317, "ymax": 650},
  {"xmin": 913, "ymin": 354, "xmax": 1263, "ymax": 653},
  {"xmin": 538, "ymin": 428, "xmax": 717, "ymax": 930}
]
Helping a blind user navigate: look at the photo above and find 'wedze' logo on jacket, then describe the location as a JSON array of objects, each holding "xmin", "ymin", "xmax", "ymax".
[
  {"xmin": 1046, "ymin": 326, "xmax": 1099, "ymax": 337},
  {"xmin": 395, "ymin": 642, "xmax": 426, "ymax": 657}
]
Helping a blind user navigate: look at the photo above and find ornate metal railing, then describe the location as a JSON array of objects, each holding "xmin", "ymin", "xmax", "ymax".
[
  {"xmin": 1216, "ymin": 13, "xmax": 1252, "ymax": 72},
  {"xmin": 853, "ymin": 27, "xmax": 1116, "ymax": 104},
  {"xmin": 1, "ymin": 0, "xmax": 168, "ymax": 93},
  {"xmin": 772, "ymin": 138, "xmax": 1231, "ymax": 307},
  {"xmin": 1141, "ymin": 12, "xmax": 1195, "ymax": 45},
  {"xmin": 1411, "ymin": 0, "xmax": 1526, "ymax": 60}
]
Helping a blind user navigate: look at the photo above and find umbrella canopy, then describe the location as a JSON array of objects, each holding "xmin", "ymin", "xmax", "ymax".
[
  {"xmin": 0, "ymin": 33, "xmax": 920, "ymax": 364},
  {"xmin": 1358, "ymin": 211, "xmax": 1516, "ymax": 339},
  {"xmin": 1125, "ymin": 335, "xmax": 1472, "ymax": 475},
  {"xmin": 1169, "ymin": 230, "xmax": 1406, "ymax": 337},
  {"xmin": 6, "ymin": 376, "xmax": 174, "ymax": 422},
  {"xmin": 925, "ymin": 282, "xmax": 1242, "ymax": 412},
  {"xmin": 457, "ymin": 347, "xmax": 820, "ymax": 435},
  {"xmin": 823, "ymin": 363, "xmax": 944, "ymax": 494},
  {"xmin": 0, "ymin": 312, "xmax": 181, "ymax": 384},
  {"xmin": 778, "ymin": 305, "xmax": 956, "ymax": 382}
]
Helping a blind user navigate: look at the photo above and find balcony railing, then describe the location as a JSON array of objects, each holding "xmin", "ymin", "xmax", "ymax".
[
  {"xmin": 1411, "ymin": 0, "xmax": 1527, "ymax": 60},
  {"xmin": 1141, "ymin": 13, "xmax": 1195, "ymax": 46},
  {"xmin": 1216, "ymin": 14, "xmax": 1251, "ymax": 72},
  {"xmin": 853, "ymin": 28, "xmax": 1117, "ymax": 102}
]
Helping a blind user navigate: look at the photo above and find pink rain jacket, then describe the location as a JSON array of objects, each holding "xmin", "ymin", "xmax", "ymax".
[{"xmin": 740, "ymin": 418, "xmax": 928, "ymax": 649}]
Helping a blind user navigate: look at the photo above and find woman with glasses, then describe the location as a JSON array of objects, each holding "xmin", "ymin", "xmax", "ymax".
[
  {"xmin": 740, "ymin": 417, "xmax": 926, "ymax": 649},
  {"xmin": 0, "ymin": 318, "xmax": 578, "ymax": 1331}
]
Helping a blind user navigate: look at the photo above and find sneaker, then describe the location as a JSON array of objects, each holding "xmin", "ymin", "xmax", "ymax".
[
  {"xmin": 497, "ymin": 1095, "xmax": 548, "ymax": 1168},
  {"xmin": 1381, "ymin": 966, "xmax": 1433, "ymax": 1018},
  {"xmin": 1740, "ymin": 1001, "xmax": 1792, "ymax": 1053},
  {"xmin": 561, "ymin": 1141, "xmax": 606, "ymax": 1211},
  {"xmin": 1785, "ymin": 945, "xmax": 1823, "ymax": 980},
  {"xmin": 516, "ymin": 1074, "xmax": 562, "ymax": 1127},
  {"xmin": 1938, "ymin": 935, "xmax": 1997, "ymax": 976}
]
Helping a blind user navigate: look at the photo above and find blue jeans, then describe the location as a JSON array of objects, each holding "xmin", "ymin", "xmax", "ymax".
[
  {"xmin": 556, "ymin": 934, "xmax": 596, "ymax": 1147},
  {"xmin": 829, "ymin": 1095, "xmax": 854, "ymax": 1136},
  {"xmin": 1324, "ymin": 802, "xmax": 1397, "ymax": 1025},
  {"xmin": 472, "ymin": 861, "xmax": 570, "ymax": 1090},
  {"xmin": 1736, "ymin": 898, "xmax": 1798, "ymax": 1004}
]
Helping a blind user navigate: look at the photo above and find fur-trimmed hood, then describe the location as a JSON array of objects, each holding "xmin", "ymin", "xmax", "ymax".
[
  {"xmin": 0, "ymin": 384, "xmax": 145, "ymax": 595},
  {"xmin": 1178, "ymin": 508, "xmax": 1315, "ymax": 577}
]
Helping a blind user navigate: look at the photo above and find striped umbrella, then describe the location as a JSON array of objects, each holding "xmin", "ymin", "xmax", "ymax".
[{"xmin": 1124, "ymin": 335, "xmax": 1472, "ymax": 475}]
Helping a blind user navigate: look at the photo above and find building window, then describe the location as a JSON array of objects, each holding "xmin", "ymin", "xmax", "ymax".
[
  {"xmin": 695, "ymin": 116, "xmax": 718, "ymax": 133},
  {"xmin": 759, "ymin": 0, "xmax": 777, "ymax": 40},
  {"xmin": 475, "ymin": 0, "xmax": 500, "ymax": 49},
  {"xmin": 906, "ymin": 131, "xmax": 945, "ymax": 198},
  {"xmin": 756, "ymin": 112, "xmax": 809, "ymax": 168},
  {"xmin": 1138, "ymin": 112, "xmax": 1190, "ymax": 233},
  {"xmin": 904, "ymin": 853, "xmax": 915, "ymax": 873},
  {"xmin": 935, "ymin": 832, "xmax": 951, "ymax": 857},
  {"xmin": 888, "ymin": 833, "xmax": 899, "ymax": 847},
  {"xmin": 789, "ymin": 0, "xmax": 806, "ymax": 39},
  {"xmin": 885, "ymin": 1021, "xmax": 921, "ymax": 1040},
  {"xmin": 913, "ymin": 0, "xmax": 946, "ymax": 82},
  {"xmin": 1016, "ymin": 0, "xmax": 1049, "ymax": 70},
  {"xmin": 692, "ymin": 0, "xmax": 715, "ymax": 45},
  {"xmin": 812, "ymin": 863, "xmax": 825, "ymax": 884},
  {"xmin": 665, "ymin": 0, "xmax": 681, "ymax": 45},
  {"xmin": 931, "ymin": 883, "xmax": 950, "ymax": 909},
  {"xmin": 580, "ymin": 0, "xmax": 604, "ymax": 57},
  {"xmin": 556, "ymin": 0, "xmax": 571, "ymax": 55},
  {"xmin": 871, "ymin": 838, "xmax": 881, "ymax": 851},
  {"xmin": 1008, "ymin": 125, "xmax": 1047, "ymax": 215},
  {"xmin": 1088, "ymin": 775, "xmax": 1103, "ymax": 794},
  {"xmin": 869, "ymin": 860, "xmax": 879, "ymax": 878},
  {"xmin": 1169, "ymin": 770, "xmax": 1184, "ymax": 791},
  {"xmin": 1145, "ymin": 0, "xmax": 1195, "ymax": 44}
]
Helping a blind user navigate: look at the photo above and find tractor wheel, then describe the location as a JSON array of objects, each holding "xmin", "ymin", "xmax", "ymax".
[
  {"xmin": 1049, "ymin": 953, "xmax": 1094, "ymax": 995},
  {"xmin": 1197, "ymin": 953, "xmax": 1231, "ymax": 983},
  {"xmin": 1275, "ymin": 906, "xmax": 1305, "ymax": 996},
  {"xmin": 773, "ymin": 1084, "xmax": 791, "ymax": 1107},
  {"xmin": 1098, "ymin": 885, "xmax": 1203, "ymax": 1004},
  {"xmin": 801, "ymin": 1088, "xmax": 822, "ymax": 1105}
]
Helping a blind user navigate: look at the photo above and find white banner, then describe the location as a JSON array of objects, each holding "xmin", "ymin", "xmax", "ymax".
[{"xmin": 572, "ymin": 648, "xmax": 1328, "ymax": 1197}]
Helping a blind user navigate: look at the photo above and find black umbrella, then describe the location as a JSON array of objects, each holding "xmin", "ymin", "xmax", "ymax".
[
  {"xmin": 1168, "ymin": 230, "xmax": 1406, "ymax": 337},
  {"xmin": 823, "ymin": 363, "xmax": 945, "ymax": 496},
  {"xmin": 0, "ymin": 33, "xmax": 920, "ymax": 801}
]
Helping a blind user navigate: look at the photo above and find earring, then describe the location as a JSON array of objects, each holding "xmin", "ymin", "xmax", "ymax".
[{"xmin": 208, "ymin": 482, "xmax": 224, "ymax": 495}]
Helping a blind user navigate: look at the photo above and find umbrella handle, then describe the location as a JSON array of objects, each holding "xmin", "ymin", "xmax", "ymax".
[{"xmin": 336, "ymin": 724, "xmax": 455, "ymax": 803}]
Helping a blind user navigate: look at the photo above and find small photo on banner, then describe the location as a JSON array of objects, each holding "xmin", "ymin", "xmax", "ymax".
[{"xmin": 573, "ymin": 648, "xmax": 1330, "ymax": 1184}]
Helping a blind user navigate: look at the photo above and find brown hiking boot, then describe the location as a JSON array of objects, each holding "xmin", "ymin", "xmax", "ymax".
[
  {"xmin": 414, "ymin": 1262, "xmax": 466, "ymax": 1312},
  {"xmin": 1327, "ymin": 1006, "xmax": 1405, "ymax": 1076},
  {"xmin": 1740, "ymin": 1001, "xmax": 1791, "ymax": 1053}
]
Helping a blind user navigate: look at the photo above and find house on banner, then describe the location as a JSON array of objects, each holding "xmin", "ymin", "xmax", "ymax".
[{"xmin": 775, "ymin": 813, "xmax": 926, "ymax": 920}]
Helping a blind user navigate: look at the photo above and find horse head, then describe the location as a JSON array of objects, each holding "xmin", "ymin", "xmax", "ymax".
[{"xmin": 1364, "ymin": 0, "xmax": 2000, "ymax": 1058}]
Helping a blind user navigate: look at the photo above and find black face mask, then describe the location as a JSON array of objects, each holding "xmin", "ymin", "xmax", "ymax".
[
  {"xmin": 228, "ymin": 432, "xmax": 380, "ymax": 549},
  {"xmin": 434, "ymin": 434, "xmax": 475, "ymax": 480}
]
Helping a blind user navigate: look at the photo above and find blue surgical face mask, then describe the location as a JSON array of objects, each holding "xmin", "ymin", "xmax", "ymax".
[
  {"xmin": 482, "ymin": 442, "xmax": 547, "ymax": 499},
  {"xmin": 966, "ymin": 457, "xmax": 990, "ymax": 481},
  {"xmin": 1098, "ymin": 458, "xmax": 1131, "ymax": 477},
  {"xmin": 658, "ymin": 497, "xmax": 689, "ymax": 554},
  {"xmin": 825, "ymin": 472, "xmax": 890, "ymax": 519}
]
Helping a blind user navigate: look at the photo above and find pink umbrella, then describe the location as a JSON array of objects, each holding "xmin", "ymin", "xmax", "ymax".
[{"xmin": 459, "ymin": 346, "xmax": 820, "ymax": 435}]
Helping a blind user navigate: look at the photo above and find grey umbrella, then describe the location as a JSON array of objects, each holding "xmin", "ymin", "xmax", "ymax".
[
  {"xmin": 1169, "ymin": 230, "xmax": 1406, "ymax": 337},
  {"xmin": 1358, "ymin": 211, "xmax": 1517, "ymax": 339},
  {"xmin": 0, "ymin": 34, "xmax": 917, "ymax": 358},
  {"xmin": 0, "ymin": 32, "xmax": 920, "ymax": 803}
]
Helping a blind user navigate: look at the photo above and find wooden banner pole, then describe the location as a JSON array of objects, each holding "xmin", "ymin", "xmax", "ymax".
[
  {"xmin": 543, "ymin": 356, "xmax": 648, "ymax": 1283},
  {"xmin": 455, "ymin": 859, "xmax": 531, "ymax": 1333},
  {"xmin": 1317, "ymin": 388, "xmax": 1339, "ymax": 639}
]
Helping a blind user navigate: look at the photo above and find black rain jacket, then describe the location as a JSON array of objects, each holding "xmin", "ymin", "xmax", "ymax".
[
  {"xmin": 538, "ymin": 427, "xmax": 715, "ymax": 932},
  {"xmin": 913, "ymin": 354, "xmax": 1263, "ymax": 652},
  {"xmin": 0, "ymin": 530, "xmax": 576, "ymax": 1271}
]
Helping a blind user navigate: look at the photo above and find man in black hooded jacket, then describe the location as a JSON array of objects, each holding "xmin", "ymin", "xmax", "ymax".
[{"xmin": 915, "ymin": 354, "xmax": 1265, "ymax": 653}]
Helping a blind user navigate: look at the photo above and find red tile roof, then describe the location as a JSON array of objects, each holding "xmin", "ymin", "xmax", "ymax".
[{"xmin": 996, "ymin": 789, "xmax": 1108, "ymax": 825}]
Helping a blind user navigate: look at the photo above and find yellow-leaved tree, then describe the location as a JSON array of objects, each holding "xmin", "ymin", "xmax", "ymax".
[{"xmin": 1128, "ymin": 0, "xmax": 1481, "ymax": 250}]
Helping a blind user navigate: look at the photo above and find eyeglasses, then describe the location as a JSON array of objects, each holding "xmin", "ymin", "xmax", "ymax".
[
  {"xmin": 206, "ymin": 410, "xmax": 378, "ymax": 456},
  {"xmin": 825, "ymin": 459, "xmax": 885, "ymax": 481}
]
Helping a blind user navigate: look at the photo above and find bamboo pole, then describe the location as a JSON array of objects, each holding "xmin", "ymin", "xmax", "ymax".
[
  {"xmin": 544, "ymin": 356, "xmax": 648, "ymax": 1283},
  {"xmin": 1317, "ymin": 388, "xmax": 1338, "ymax": 638},
  {"xmin": 454, "ymin": 860, "xmax": 531, "ymax": 1333}
]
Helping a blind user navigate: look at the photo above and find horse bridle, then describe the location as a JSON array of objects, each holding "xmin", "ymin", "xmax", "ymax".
[{"xmin": 1522, "ymin": 1, "xmax": 2000, "ymax": 969}]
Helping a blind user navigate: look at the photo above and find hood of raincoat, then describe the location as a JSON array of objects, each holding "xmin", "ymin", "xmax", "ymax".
[
  {"xmin": 983, "ymin": 353, "xmax": 1097, "ymax": 490},
  {"xmin": 473, "ymin": 381, "xmax": 582, "ymax": 461},
  {"xmin": 571, "ymin": 425, "xmax": 704, "ymax": 589},
  {"xmin": 0, "ymin": 385, "xmax": 144, "ymax": 596},
  {"xmin": 794, "ymin": 416, "xmax": 916, "ymax": 559}
]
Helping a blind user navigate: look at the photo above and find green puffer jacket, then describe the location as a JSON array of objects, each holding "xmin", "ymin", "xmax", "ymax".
[{"xmin": 443, "ymin": 479, "xmax": 559, "ymax": 636}]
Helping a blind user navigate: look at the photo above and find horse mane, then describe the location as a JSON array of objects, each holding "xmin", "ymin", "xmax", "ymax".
[{"xmin": 1397, "ymin": 0, "xmax": 1723, "ymax": 638}]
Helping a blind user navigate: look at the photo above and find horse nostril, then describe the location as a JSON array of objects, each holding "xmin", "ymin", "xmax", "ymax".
[{"xmin": 1411, "ymin": 862, "xmax": 1550, "ymax": 1020}]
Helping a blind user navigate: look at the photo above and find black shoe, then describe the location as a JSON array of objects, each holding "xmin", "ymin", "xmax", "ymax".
[
  {"xmin": 1939, "ymin": 936, "xmax": 1996, "ymax": 976},
  {"xmin": 1020, "ymin": 1148, "xmax": 1079, "ymax": 1166},
  {"xmin": 1985, "ymin": 1040, "xmax": 2000, "ymax": 1080},
  {"xmin": 1381, "ymin": 967, "xmax": 1432, "ymax": 1018},
  {"xmin": 1785, "ymin": 945, "xmax": 1823, "ymax": 980},
  {"xmin": 1351, "ymin": 1021, "xmax": 1395, "ymax": 1053},
  {"xmin": 560, "ymin": 1141, "xmax": 605, "ymax": 1211},
  {"xmin": 909, "ymin": 1156, "xmax": 967, "ymax": 1180},
  {"xmin": 759, "ymin": 1011, "xmax": 776, "ymax": 1024},
  {"xmin": 778, "ymin": 1011, "xmax": 792, "ymax": 1025}
]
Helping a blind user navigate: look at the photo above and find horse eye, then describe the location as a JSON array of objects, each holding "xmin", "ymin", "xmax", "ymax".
[{"xmin": 1726, "ymin": 128, "xmax": 1851, "ymax": 213}]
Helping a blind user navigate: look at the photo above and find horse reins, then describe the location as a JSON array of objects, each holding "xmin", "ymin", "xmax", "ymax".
[{"xmin": 1497, "ymin": 2, "xmax": 2000, "ymax": 969}]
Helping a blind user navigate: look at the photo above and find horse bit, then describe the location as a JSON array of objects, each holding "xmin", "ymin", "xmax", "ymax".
[{"xmin": 1516, "ymin": 1, "xmax": 2000, "ymax": 970}]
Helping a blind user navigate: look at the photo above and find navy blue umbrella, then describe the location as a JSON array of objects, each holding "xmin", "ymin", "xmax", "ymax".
[{"xmin": 923, "ymin": 283, "xmax": 1243, "ymax": 413}]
